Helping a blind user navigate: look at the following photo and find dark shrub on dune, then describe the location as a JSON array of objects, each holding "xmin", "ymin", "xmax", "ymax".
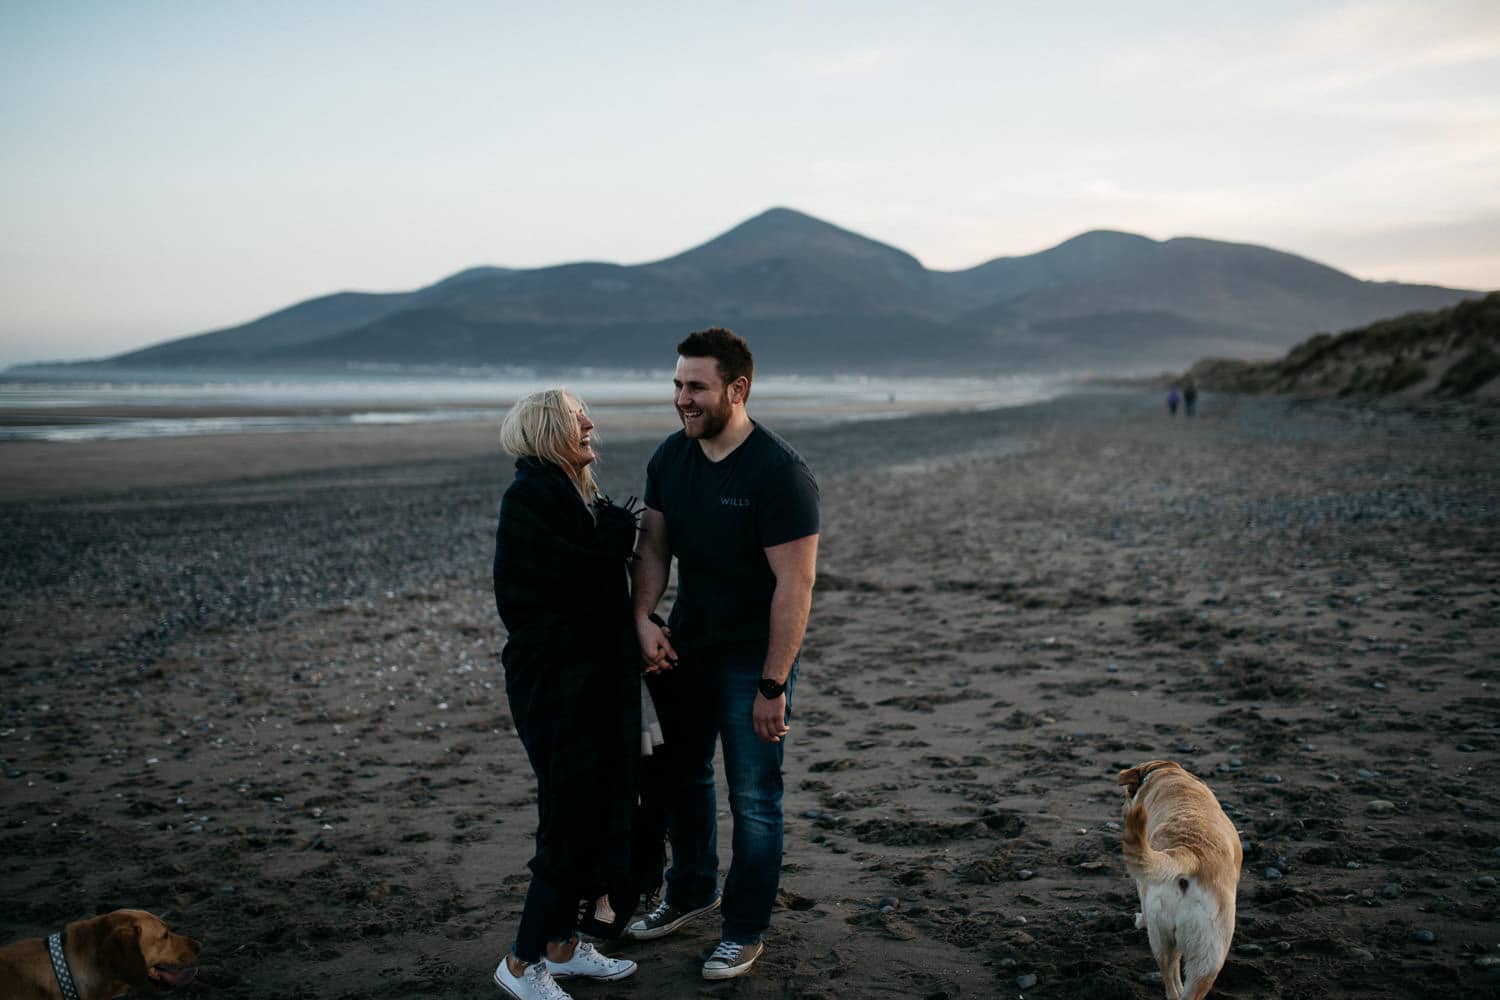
[
  {"xmin": 1378, "ymin": 358, "xmax": 1427, "ymax": 394},
  {"xmin": 1438, "ymin": 343, "xmax": 1500, "ymax": 396}
]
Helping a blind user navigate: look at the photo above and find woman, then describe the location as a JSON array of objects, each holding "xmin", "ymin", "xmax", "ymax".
[{"xmin": 491, "ymin": 389, "xmax": 643, "ymax": 1000}]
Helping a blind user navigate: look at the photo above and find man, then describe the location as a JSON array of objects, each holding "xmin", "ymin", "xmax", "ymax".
[{"xmin": 628, "ymin": 327, "xmax": 820, "ymax": 981}]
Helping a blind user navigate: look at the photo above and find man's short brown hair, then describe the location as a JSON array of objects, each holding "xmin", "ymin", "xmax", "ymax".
[{"xmin": 677, "ymin": 327, "xmax": 754, "ymax": 393}]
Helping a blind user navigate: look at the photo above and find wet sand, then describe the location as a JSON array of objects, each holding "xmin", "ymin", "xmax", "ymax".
[
  {"xmin": 0, "ymin": 394, "xmax": 994, "ymax": 501},
  {"xmin": 1, "ymin": 388, "xmax": 1497, "ymax": 998}
]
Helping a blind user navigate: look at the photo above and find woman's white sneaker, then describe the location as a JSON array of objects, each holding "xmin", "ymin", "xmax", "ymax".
[
  {"xmin": 543, "ymin": 940, "xmax": 637, "ymax": 981},
  {"xmin": 494, "ymin": 956, "xmax": 574, "ymax": 1000}
]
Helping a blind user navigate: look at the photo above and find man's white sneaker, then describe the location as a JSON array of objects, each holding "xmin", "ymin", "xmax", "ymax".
[
  {"xmin": 702, "ymin": 939, "xmax": 764, "ymax": 981},
  {"xmin": 544, "ymin": 941, "xmax": 637, "ymax": 981},
  {"xmin": 493, "ymin": 956, "xmax": 574, "ymax": 1000}
]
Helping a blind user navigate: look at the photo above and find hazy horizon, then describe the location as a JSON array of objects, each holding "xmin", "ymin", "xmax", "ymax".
[{"xmin": 3, "ymin": 2, "xmax": 1498, "ymax": 367}]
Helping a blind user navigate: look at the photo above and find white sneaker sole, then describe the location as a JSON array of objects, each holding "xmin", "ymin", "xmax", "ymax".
[
  {"xmin": 547, "ymin": 959, "xmax": 637, "ymax": 982},
  {"xmin": 702, "ymin": 943, "xmax": 763, "ymax": 981}
]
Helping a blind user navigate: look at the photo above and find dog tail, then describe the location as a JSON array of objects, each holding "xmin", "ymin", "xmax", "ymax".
[{"xmin": 1121, "ymin": 800, "xmax": 1199, "ymax": 882}]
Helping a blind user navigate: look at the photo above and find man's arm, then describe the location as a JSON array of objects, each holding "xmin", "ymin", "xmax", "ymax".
[
  {"xmin": 752, "ymin": 533, "xmax": 818, "ymax": 742},
  {"xmin": 631, "ymin": 506, "xmax": 677, "ymax": 673}
]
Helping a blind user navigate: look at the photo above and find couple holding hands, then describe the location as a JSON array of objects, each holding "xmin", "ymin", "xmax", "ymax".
[{"xmin": 490, "ymin": 328, "xmax": 820, "ymax": 1000}]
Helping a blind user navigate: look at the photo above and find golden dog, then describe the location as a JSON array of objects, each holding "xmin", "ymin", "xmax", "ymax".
[
  {"xmin": 0, "ymin": 909, "xmax": 200, "ymax": 1000},
  {"xmin": 1118, "ymin": 760, "xmax": 1242, "ymax": 1000}
]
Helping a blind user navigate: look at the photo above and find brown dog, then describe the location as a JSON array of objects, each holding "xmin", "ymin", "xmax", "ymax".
[
  {"xmin": 0, "ymin": 909, "xmax": 200, "ymax": 1000},
  {"xmin": 1118, "ymin": 761, "xmax": 1242, "ymax": 1000}
]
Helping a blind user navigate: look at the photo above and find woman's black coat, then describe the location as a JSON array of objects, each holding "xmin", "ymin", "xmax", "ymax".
[{"xmin": 493, "ymin": 456, "xmax": 642, "ymax": 912}]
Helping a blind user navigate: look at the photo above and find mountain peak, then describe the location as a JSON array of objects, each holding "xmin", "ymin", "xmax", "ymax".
[
  {"xmin": 649, "ymin": 206, "xmax": 923, "ymax": 275},
  {"xmin": 1046, "ymin": 229, "xmax": 1161, "ymax": 260},
  {"xmin": 423, "ymin": 265, "xmax": 513, "ymax": 291},
  {"xmin": 1062, "ymin": 229, "xmax": 1157, "ymax": 246},
  {"xmin": 748, "ymin": 205, "xmax": 824, "ymax": 226},
  {"xmin": 734, "ymin": 206, "xmax": 858, "ymax": 237}
]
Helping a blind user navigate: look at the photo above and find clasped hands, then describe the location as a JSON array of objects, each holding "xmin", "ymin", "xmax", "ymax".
[
  {"xmin": 638, "ymin": 616, "xmax": 790, "ymax": 744},
  {"xmin": 637, "ymin": 616, "xmax": 677, "ymax": 675}
]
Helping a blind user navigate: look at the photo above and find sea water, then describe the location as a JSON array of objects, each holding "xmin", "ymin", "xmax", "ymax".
[{"xmin": 0, "ymin": 368, "xmax": 1075, "ymax": 442}]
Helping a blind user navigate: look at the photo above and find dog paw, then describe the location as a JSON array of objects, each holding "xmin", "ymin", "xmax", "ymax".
[{"xmin": 1134, "ymin": 911, "xmax": 1144, "ymax": 929}]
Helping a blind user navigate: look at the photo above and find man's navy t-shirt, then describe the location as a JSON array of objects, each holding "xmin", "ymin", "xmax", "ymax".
[{"xmin": 644, "ymin": 422, "xmax": 819, "ymax": 652}]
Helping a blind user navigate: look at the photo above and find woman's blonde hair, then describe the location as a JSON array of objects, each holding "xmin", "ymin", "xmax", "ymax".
[{"xmin": 499, "ymin": 388, "xmax": 598, "ymax": 500}]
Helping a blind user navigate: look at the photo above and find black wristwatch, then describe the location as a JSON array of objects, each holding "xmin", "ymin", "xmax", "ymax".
[{"xmin": 757, "ymin": 677, "xmax": 786, "ymax": 699}]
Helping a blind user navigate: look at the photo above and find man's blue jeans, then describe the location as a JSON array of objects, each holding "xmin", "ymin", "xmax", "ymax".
[{"xmin": 657, "ymin": 641, "xmax": 797, "ymax": 945}]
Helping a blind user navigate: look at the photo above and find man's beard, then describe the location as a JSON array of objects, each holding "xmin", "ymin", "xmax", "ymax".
[{"xmin": 680, "ymin": 391, "xmax": 732, "ymax": 439}]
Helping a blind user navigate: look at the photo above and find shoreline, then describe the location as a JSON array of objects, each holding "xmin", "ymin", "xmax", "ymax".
[{"xmin": 0, "ymin": 392, "xmax": 1075, "ymax": 501}]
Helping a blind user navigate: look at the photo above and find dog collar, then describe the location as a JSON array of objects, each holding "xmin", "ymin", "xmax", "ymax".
[
  {"xmin": 48, "ymin": 931, "xmax": 82, "ymax": 1000},
  {"xmin": 1131, "ymin": 766, "xmax": 1161, "ymax": 800}
]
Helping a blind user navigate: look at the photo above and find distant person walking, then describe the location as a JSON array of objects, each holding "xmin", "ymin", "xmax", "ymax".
[
  {"xmin": 627, "ymin": 328, "xmax": 820, "ymax": 982},
  {"xmin": 491, "ymin": 389, "xmax": 645, "ymax": 1000},
  {"xmin": 1183, "ymin": 378, "xmax": 1198, "ymax": 417},
  {"xmin": 1167, "ymin": 385, "xmax": 1181, "ymax": 416}
]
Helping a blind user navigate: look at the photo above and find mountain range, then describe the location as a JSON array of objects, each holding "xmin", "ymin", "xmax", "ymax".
[{"xmin": 65, "ymin": 208, "xmax": 1485, "ymax": 374}]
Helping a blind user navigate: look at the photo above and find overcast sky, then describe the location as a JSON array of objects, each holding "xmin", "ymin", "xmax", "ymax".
[{"xmin": 3, "ymin": 1, "xmax": 1497, "ymax": 366}]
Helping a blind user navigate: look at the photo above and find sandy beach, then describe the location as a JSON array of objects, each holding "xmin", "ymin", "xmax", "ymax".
[{"xmin": 2, "ymin": 387, "xmax": 1498, "ymax": 999}]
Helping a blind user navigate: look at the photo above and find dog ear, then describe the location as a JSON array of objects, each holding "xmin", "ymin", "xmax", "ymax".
[
  {"xmin": 1118, "ymin": 760, "xmax": 1178, "ymax": 798},
  {"xmin": 102, "ymin": 919, "xmax": 150, "ymax": 987}
]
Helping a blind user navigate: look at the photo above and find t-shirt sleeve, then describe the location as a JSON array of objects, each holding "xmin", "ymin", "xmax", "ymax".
[
  {"xmin": 756, "ymin": 458, "xmax": 820, "ymax": 548},
  {"xmin": 643, "ymin": 440, "xmax": 665, "ymax": 510}
]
